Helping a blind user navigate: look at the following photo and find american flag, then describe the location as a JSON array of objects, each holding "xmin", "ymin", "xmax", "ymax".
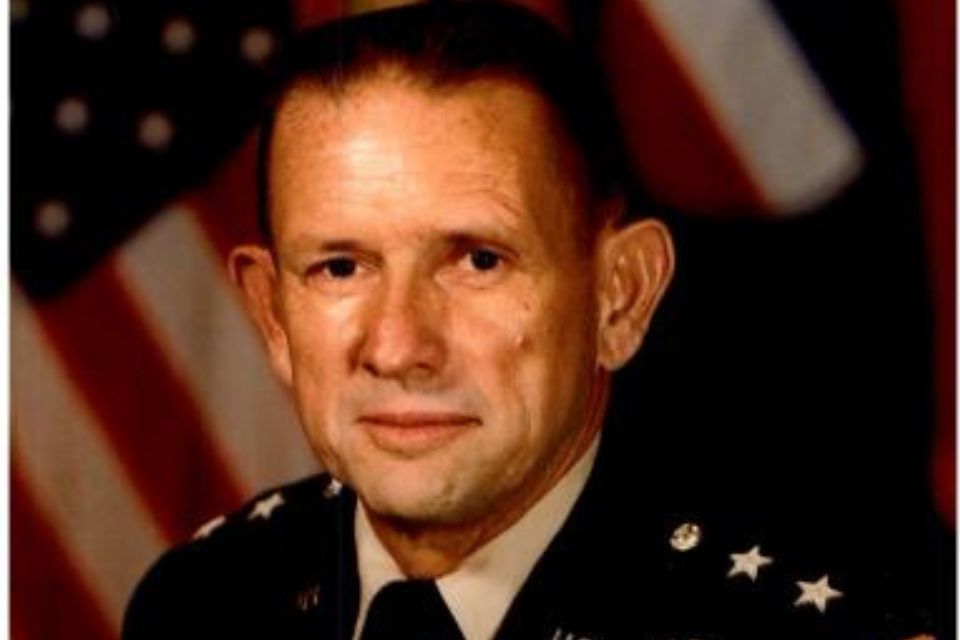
[{"xmin": 11, "ymin": 0, "xmax": 951, "ymax": 637}]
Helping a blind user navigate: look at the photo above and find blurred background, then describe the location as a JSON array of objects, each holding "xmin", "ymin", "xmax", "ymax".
[{"xmin": 11, "ymin": 0, "xmax": 954, "ymax": 637}]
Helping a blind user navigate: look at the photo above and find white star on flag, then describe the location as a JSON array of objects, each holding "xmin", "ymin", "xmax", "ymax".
[
  {"xmin": 727, "ymin": 545, "xmax": 773, "ymax": 581},
  {"xmin": 248, "ymin": 492, "xmax": 285, "ymax": 521},
  {"xmin": 795, "ymin": 574, "xmax": 843, "ymax": 613}
]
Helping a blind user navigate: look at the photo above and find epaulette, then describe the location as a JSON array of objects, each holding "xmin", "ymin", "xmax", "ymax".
[
  {"xmin": 571, "ymin": 503, "xmax": 939, "ymax": 640},
  {"xmin": 645, "ymin": 508, "xmax": 939, "ymax": 640},
  {"xmin": 188, "ymin": 472, "xmax": 347, "ymax": 545},
  {"xmin": 122, "ymin": 472, "xmax": 358, "ymax": 640},
  {"xmin": 494, "ymin": 460, "xmax": 942, "ymax": 640}
]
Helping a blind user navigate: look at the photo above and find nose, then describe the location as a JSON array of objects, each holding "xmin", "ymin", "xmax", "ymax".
[{"xmin": 357, "ymin": 274, "xmax": 446, "ymax": 386}]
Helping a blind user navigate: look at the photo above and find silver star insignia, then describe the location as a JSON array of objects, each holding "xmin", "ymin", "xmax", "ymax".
[
  {"xmin": 248, "ymin": 492, "xmax": 285, "ymax": 521},
  {"xmin": 192, "ymin": 514, "xmax": 226, "ymax": 540},
  {"xmin": 727, "ymin": 545, "xmax": 773, "ymax": 581},
  {"xmin": 795, "ymin": 574, "xmax": 843, "ymax": 613}
]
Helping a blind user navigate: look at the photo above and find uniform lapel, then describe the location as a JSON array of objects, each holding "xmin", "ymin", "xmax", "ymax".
[
  {"xmin": 493, "ymin": 448, "xmax": 615, "ymax": 640},
  {"xmin": 278, "ymin": 484, "xmax": 361, "ymax": 640}
]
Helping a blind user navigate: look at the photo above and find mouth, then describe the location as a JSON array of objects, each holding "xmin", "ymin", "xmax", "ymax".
[{"xmin": 357, "ymin": 411, "xmax": 479, "ymax": 456}]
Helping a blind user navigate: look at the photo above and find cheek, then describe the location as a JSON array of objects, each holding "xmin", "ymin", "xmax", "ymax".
[
  {"xmin": 510, "ymin": 296, "xmax": 539, "ymax": 351},
  {"xmin": 281, "ymin": 292, "xmax": 365, "ymax": 424},
  {"xmin": 281, "ymin": 297, "xmax": 365, "ymax": 477},
  {"xmin": 453, "ymin": 283, "xmax": 585, "ymax": 428},
  {"xmin": 506, "ymin": 281, "xmax": 598, "ymax": 433},
  {"xmin": 283, "ymin": 287, "xmax": 365, "ymax": 363},
  {"xmin": 493, "ymin": 278, "xmax": 594, "ymax": 361},
  {"xmin": 456, "ymin": 286, "xmax": 541, "ymax": 362}
]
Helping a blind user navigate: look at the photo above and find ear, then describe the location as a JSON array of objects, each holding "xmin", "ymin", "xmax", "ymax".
[
  {"xmin": 228, "ymin": 245, "xmax": 294, "ymax": 387},
  {"xmin": 595, "ymin": 218, "xmax": 675, "ymax": 370}
]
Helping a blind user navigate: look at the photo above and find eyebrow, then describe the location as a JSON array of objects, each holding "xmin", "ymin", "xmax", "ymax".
[
  {"xmin": 282, "ymin": 224, "xmax": 529, "ymax": 265},
  {"xmin": 313, "ymin": 239, "xmax": 367, "ymax": 253},
  {"xmin": 282, "ymin": 236, "xmax": 372, "ymax": 255},
  {"xmin": 278, "ymin": 189, "xmax": 536, "ymax": 256},
  {"xmin": 441, "ymin": 229, "xmax": 521, "ymax": 254},
  {"xmin": 291, "ymin": 228, "xmax": 517, "ymax": 249}
]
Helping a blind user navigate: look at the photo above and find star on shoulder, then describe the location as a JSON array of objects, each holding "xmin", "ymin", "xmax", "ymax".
[
  {"xmin": 727, "ymin": 544, "xmax": 773, "ymax": 582},
  {"xmin": 248, "ymin": 491, "xmax": 285, "ymax": 521},
  {"xmin": 794, "ymin": 574, "xmax": 843, "ymax": 613},
  {"xmin": 185, "ymin": 473, "xmax": 347, "ymax": 544},
  {"xmin": 192, "ymin": 514, "xmax": 227, "ymax": 540}
]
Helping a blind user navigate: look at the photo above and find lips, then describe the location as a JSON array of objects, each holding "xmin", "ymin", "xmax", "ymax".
[
  {"xmin": 360, "ymin": 411, "xmax": 478, "ymax": 427},
  {"xmin": 357, "ymin": 411, "xmax": 479, "ymax": 456}
]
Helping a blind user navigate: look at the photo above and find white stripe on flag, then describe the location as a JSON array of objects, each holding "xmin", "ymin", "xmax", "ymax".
[
  {"xmin": 12, "ymin": 286, "xmax": 167, "ymax": 632},
  {"xmin": 638, "ymin": 0, "xmax": 863, "ymax": 213},
  {"xmin": 114, "ymin": 207, "xmax": 318, "ymax": 496}
]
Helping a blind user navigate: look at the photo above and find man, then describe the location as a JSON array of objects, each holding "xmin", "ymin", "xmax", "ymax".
[{"xmin": 123, "ymin": 3, "xmax": 939, "ymax": 639}]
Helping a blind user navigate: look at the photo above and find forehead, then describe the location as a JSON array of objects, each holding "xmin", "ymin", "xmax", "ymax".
[
  {"xmin": 271, "ymin": 73, "xmax": 580, "ymax": 180},
  {"xmin": 268, "ymin": 73, "xmax": 591, "ymax": 243},
  {"xmin": 275, "ymin": 69, "xmax": 567, "ymax": 140}
]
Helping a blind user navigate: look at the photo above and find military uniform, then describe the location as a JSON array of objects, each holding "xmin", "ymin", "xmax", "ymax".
[{"xmin": 123, "ymin": 447, "xmax": 939, "ymax": 640}]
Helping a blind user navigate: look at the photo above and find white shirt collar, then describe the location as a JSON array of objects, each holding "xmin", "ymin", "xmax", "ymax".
[{"xmin": 353, "ymin": 435, "xmax": 600, "ymax": 640}]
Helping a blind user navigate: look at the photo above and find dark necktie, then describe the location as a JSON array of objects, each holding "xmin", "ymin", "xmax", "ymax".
[{"xmin": 360, "ymin": 580, "xmax": 465, "ymax": 640}]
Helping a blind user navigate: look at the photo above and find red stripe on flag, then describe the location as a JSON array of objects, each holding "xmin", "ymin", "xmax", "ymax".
[
  {"xmin": 33, "ymin": 262, "xmax": 245, "ymax": 540},
  {"xmin": 12, "ymin": 466, "xmax": 114, "ymax": 640},
  {"xmin": 895, "ymin": 0, "xmax": 956, "ymax": 526},
  {"xmin": 599, "ymin": 0, "xmax": 768, "ymax": 215},
  {"xmin": 509, "ymin": 0, "xmax": 568, "ymax": 32},
  {"xmin": 292, "ymin": 0, "xmax": 347, "ymax": 31},
  {"xmin": 187, "ymin": 134, "xmax": 263, "ymax": 261}
]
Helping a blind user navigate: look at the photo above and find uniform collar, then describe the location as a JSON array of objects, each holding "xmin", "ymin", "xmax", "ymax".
[{"xmin": 353, "ymin": 435, "xmax": 600, "ymax": 640}]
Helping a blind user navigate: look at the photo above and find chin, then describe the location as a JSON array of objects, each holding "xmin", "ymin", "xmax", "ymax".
[{"xmin": 357, "ymin": 468, "xmax": 493, "ymax": 526}]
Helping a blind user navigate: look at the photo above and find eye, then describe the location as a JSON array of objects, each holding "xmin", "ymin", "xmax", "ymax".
[
  {"xmin": 308, "ymin": 256, "xmax": 358, "ymax": 280},
  {"xmin": 443, "ymin": 245, "xmax": 510, "ymax": 287},
  {"xmin": 323, "ymin": 257, "xmax": 357, "ymax": 278},
  {"xmin": 467, "ymin": 248, "xmax": 502, "ymax": 272}
]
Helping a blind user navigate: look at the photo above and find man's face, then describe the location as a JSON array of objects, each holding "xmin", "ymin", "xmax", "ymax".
[{"xmin": 263, "ymin": 75, "xmax": 608, "ymax": 526}]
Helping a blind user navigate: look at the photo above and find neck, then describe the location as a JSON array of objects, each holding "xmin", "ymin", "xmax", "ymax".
[{"xmin": 366, "ymin": 372, "xmax": 610, "ymax": 579}]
